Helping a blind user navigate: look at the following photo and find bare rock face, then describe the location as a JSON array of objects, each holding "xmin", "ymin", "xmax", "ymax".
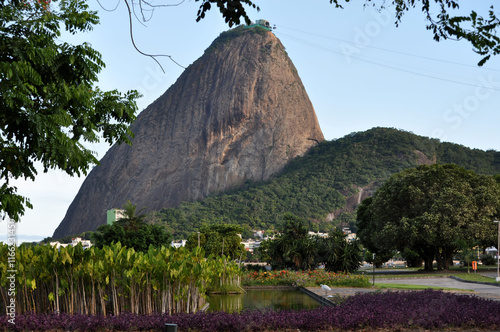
[{"xmin": 53, "ymin": 27, "xmax": 324, "ymax": 238}]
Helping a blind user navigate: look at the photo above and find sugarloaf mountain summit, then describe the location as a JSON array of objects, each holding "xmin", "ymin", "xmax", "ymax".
[{"xmin": 53, "ymin": 26, "xmax": 324, "ymax": 238}]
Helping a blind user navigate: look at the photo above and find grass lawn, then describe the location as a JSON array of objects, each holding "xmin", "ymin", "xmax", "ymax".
[
  {"xmin": 454, "ymin": 272, "xmax": 499, "ymax": 283},
  {"xmin": 375, "ymin": 283, "xmax": 475, "ymax": 292},
  {"xmin": 358, "ymin": 266, "xmax": 499, "ymax": 284}
]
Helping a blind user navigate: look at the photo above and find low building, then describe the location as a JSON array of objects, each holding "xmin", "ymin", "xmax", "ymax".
[
  {"xmin": 242, "ymin": 239, "xmax": 261, "ymax": 253},
  {"xmin": 253, "ymin": 230, "xmax": 264, "ymax": 239},
  {"xmin": 342, "ymin": 227, "xmax": 352, "ymax": 234},
  {"xmin": 49, "ymin": 241, "xmax": 69, "ymax": 249},
  {"xmin": 486, "ymin": 246, "xmax": 498, "ymax": 257},
  {"xmin": 171, "ymin": 239, "xmax": 187, "ymax": 249},
  {"xmin": 72, "ymin": 237, "xmax": 92, "ymax": 249},
  {"xmin": 346, "ymin": 233, "xmax": 357, "ymax": 242},
  {"xmin": 308, "ymin": 231, "xmax": 329, "ymax": 238},
  {"xmin": 50, "ymin": 237, "xmax": 92, "ymax": 249}
]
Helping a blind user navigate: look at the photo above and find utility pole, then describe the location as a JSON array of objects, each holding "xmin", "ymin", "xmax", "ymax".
[
  {"xmin": 495, "ymin": 220, "xmax": 500, "ymax": 282},
  {"xmin": 372, "ymin": 253, "xmax": 376, "ymax": 287}
]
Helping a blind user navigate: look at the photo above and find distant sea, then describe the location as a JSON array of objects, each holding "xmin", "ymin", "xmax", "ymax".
[{"xmin": 0, "ymin": 234, "xmax": 45, "ymax": 245}]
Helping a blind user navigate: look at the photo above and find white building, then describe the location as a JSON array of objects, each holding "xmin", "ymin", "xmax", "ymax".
[
  {"xmin": 486, "ymin": 247, "xmax": 498, "ymax": 257},
  {"xmin": 242, "ymin": 239, "xmax": 261, "ymax": 252},
  {"xmin": 346, "ymin": 233, "xmax": 357, "ymax": 242},
  {"xmin": 308, "ymin": 231, "xmax": 329, "ymax": 238},
  {"xmin": 342, "ymin": 227, "xmax": 352, "ymax": 234},
  {"xmin": 253, "ymin": 230, "xmax": 264, "ymax": 239},
  {"xmin": 50, "ymin": 237, "xmax": 92, "ymax": 249},
  {"xmin": 171, "ymin": 239, "xmax": 187, "ymax": 249},
  {"xmin": 72, "ymin": 237, "xmax": 92, "ymax": 249}
]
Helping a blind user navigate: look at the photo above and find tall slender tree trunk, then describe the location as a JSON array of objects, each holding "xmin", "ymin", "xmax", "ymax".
[
  {"xmin": 98, "ymin": 283, "xmax": 106, "ymax": 316},
  {"xmin": 90, "ymin": 277, "xmax": 96, "ymax": 315},
  {"xmin": 54, "ymin": 268, "xmax": 60, "ymax": 314},
  {"xmin": 111, "ymin": 270, "xmax": 119, "ymax": 315},
  {"xmin": 81, "ymin": 278, "xmax": 88, "ymax": 315}
]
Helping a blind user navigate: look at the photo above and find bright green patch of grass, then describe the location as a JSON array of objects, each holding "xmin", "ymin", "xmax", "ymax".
[
  {"xmin": 372, "ymin": 273, "xmax": 439, "ymax": 279},
  {"xmin": 360, "ymin": 267, "xmax": 500, "ymax": 285},
  {"xmin": 375, "ymin": 283, "xmax": 474, "ymax": 292},
  {"xmin": 452, "ymin": 273, "xmax": 499, "ymax": 283}
]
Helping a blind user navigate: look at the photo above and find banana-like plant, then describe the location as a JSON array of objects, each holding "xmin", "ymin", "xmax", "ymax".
[{"xmin": 0, "ymin": 243, "xmax": 241, "ymax": 315}]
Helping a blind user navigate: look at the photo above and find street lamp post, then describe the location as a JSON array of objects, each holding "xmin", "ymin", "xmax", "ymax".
[
  {"xmin": 372, "ymin": 253, "xmax": 375, "ymax": 286},
  {"xmin": 197, "ymin": 232, "xmax": 200, "ymax": 247},
  {"xmin": 495, "ymin": 220, "xmax": 500, "ymax": 282}
]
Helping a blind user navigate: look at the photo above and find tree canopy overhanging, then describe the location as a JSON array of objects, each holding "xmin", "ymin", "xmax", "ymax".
[
  {"xmin": 356, "ymin": 163, "xmax": 500, "ymax": 271},
  {"xmin": 0, "ymin": 0, "xmax": 140, "ymax": 221}
]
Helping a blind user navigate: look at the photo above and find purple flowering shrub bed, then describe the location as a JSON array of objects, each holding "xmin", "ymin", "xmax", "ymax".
[{"xmin": 2, "ymin": 290, "xmax": 499, "ymax": 331}]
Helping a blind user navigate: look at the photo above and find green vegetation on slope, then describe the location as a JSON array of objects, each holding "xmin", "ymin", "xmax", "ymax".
[
  {"xmin": 202, "ymin": 25, "xmax": 270, "ymax": 55},
  {"xmin": 154, "ymin": 128, "xmax": 500, "ymax": 239}
]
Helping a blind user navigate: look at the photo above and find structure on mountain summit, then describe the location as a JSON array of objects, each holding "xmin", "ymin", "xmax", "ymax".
[{"xmin": 246, "ymin": 19, "xmax": 273, "ymax": 31}]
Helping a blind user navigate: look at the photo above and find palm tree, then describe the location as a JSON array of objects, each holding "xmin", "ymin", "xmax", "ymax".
[
  {"xmin": 117, "ymin": 200, "xmax": 146, "ymax": 231},
  {"xmin": 319, "ymin": 231, "xmax": 362, "ymax": 273}
]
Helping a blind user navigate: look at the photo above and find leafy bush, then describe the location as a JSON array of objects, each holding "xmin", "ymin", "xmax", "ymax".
[
  {"xmin": 481, "ymin": 254, "xmax": 497, "ymax": 266},
  {"xmin": 2, "ymin": 290, "xmax": 499, "ymax": 331},
  {"xmin": 242, "ymin": 269, "xmax": 370, "ymax": 288},
  {"xmin": 242, "ymin": 264, "xmax": 268, "ymax": 272},
  {"xmin": 259, "ymin": 214, "xmax": 362, "ymax": 272},
  {"xmin": 0, "ymin": 243, "xmax": 239, "ymax": 316},
  {"xmin": 243, "ymin": 270, "xmax": 297, "ymax": 286}
]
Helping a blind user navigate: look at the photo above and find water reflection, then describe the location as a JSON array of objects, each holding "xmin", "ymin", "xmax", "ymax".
[{"xmin": 207, "ymin": 289, "xmax": 320, "ymax": 312}]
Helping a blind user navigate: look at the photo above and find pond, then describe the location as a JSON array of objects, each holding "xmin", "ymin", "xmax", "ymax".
[{"xmin": 207, "ymin": 288, "xmax": 321, "ymax": 312}]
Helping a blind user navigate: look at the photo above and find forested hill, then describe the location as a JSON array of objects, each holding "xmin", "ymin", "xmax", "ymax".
[{"xmin": 155, "ymin": 127, "xmax": 500, "ymax": 239}]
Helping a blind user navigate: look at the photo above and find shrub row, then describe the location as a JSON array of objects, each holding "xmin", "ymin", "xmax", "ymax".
[
  {"xmin": 2, "ymin": 290, "xmax": 498, "ymax": 331},
  {"xmin": 242, "ymin": 269, "xmax": 370, "ymax": 288},
  {"xmin": 0, "ymin": 243, "xmax": 240, "ymax": 315}
]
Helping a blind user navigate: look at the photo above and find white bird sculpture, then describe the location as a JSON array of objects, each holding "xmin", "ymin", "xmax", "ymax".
[{"xmin": 320, "ymin": 284, "xmax": 331, "ymax": 295}]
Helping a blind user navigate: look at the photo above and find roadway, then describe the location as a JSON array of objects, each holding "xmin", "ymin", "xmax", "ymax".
[
  {"xmin": 307, "ymin": 272, "xmax": 500, "ymax": 302},
  {"xmin": 374, "ymin": 274, "xmax": 500, "ymax": 301}
]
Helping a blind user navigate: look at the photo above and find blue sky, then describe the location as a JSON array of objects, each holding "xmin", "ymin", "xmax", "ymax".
[{"xmin": 2, "ymin": 0, "xmax": 499, "ymax": 242}]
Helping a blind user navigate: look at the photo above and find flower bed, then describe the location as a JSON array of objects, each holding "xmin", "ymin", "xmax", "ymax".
[
  {"xmin": 3, "ymin": 290, "xmax": 497, "ymax": 331},
  {"xmin": 242, "ymin": 269, "xmax": 370, "ymax": 288}
]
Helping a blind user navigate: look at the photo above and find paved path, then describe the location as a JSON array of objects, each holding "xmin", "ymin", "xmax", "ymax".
[
  {"xmin": 376, "ymin": 276, "xmax": 500, "ymax": 301},
  {"xmin": 307, "ymin": 276, "xmax": 500, "ymax": 302},
  {"xmin": 480, "ymin": 271, "xmax": 500, "ymax": 279}
]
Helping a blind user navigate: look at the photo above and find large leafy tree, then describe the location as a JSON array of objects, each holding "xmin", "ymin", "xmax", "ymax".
[
  {"xmin": 260, "ymin": 213, "xmax": 361, "ymax": 271},
  {"xmin": 0, "ymin": 0, "xmax": 140, "ymax": 221},
  {"xmin": 262, "ymin": 213, "xmax": 318, "ymax": 271},
  {"xmin": 186, "ymin": 223, "xmax": 246, "ymax": 260},
  {"xmin": 91, "ymin": 201, "xmax": 172, "ymax": 251},
  {"xmin": 318, "ymin": 230, "xmax": 362, "ymax": 273},
  {"xmin": 357, "ymin": 164, "xmax": 500, "ymax": 271}
]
